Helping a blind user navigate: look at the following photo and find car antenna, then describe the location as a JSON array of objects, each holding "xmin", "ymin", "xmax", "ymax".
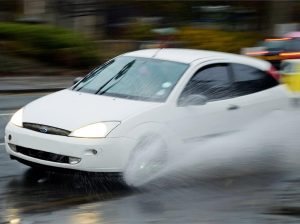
[
  {"xmin": 152, "ymin": 32, "xmax": 174, "ymax": 58},
  {"xmin": 152, "ymin": 48, "xmax": 162, "ymax": 58}
]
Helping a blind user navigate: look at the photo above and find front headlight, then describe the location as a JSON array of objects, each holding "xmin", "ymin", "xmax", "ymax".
[
  {"xmin": 69, "ymin": 122, "xmax": 120, "ymax": 138},
  {"xmin": 10, "ymin": 109, "xmax": 23, "ymax": 127}
]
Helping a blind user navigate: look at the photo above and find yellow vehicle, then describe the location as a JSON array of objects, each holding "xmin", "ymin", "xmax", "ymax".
[{"xmin": 280, "ymin": 59, "xmax": 300, "ymax": 94}]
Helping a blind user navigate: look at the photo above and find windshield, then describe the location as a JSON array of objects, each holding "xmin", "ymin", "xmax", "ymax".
[{"xmin": 73, "ymin": 56, "xmax": 188, "ymax": 102}]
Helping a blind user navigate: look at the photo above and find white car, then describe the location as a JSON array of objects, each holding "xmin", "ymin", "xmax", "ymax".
[{"xmin": 5, "ymin": 48, "xmax": 289, "ymax": 178}]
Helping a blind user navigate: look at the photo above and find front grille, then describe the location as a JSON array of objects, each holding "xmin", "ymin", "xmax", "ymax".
[
  {"xmin": 23, "ymin": 123, "xmax": 71, "ymax": 136},
  {"xmin": 16, "ymin": 145, "xmax": 69, "ymax": 164}
]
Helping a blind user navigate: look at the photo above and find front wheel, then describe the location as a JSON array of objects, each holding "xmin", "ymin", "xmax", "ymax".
[{"xmin": 123, "ymin": 136, "xmax": 168, "ymax": 186}]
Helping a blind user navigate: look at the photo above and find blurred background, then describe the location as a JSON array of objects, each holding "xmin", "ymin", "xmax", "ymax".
[
  {"xmin": 0, "ymin": 0, "xmax": 300, "ymax": 75},
  {"xmin": 2, "ymin": 2, "xmax": 300, "ymax": 223}
]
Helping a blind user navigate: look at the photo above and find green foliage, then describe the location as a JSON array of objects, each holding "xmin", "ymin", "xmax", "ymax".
[
  {"xmin": 175, "ymin": 27, "xmax": 262, "ymax": 53},
  {"xmin": 123, "ymin": 21, "xmax": 156, "ymax": 40},
  {"xmin": 0, "ymin": 22, "xmax": 99, "ymax": 68}
]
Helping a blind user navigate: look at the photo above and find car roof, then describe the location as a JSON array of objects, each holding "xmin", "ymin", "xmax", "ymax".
[{"xmin": 123, "ymin": 48, "xmax": 269, "ymax": 68}]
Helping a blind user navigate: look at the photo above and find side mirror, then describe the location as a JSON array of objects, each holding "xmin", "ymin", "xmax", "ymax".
[
  {"xmin": 73, "ymin": 77, "xmax": 83, "ymax": 85},
  {"xmin": 179, "ymin": 94, "xmax": 208, "ymax": 107}
]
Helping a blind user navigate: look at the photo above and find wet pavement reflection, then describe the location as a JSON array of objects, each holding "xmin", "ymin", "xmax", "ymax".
[
  {"xmin": 2, "ymin": 146, "xmax": 300, "ymax": 224},
  {"xmin": 0, "ymin": 153, "xmax": 132, "ymax": 223}
]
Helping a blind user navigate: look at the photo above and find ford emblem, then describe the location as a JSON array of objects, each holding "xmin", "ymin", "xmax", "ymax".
[{"xmin": 39, "ymin": 127, "xmax": 48, "ymax": 133}]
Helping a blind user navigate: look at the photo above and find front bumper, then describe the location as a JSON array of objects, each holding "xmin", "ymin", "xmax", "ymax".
[{"xmin": 5, "ymin": 123, "xmax": 136, "ymax": 172}]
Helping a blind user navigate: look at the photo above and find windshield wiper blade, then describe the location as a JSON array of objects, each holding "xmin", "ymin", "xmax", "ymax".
[
  {"xmin": 75, "ymin": 60, "xmax": 115, "ymax": 91},
  {"xmin": 95, "ymin": 60, "xmax": 136, "ymax": 95}
]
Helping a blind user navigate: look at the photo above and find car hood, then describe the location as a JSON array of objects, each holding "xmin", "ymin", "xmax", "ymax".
[{"xmin": 23, "ymin": 89, "xmax": 161, "ymax": 131}]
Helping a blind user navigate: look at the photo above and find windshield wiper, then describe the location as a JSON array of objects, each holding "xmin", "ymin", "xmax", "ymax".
[
  {"xmin": 95, "ymin": 60, "xmax": 136, "ymax": 95},
  {"xmin": 75, "ymin": 60, "xmax": 115, "ymax": 91}
]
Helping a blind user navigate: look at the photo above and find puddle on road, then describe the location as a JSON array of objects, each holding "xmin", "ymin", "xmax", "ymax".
[{"xmin": 124, "ymin": 109, "xmax": 300, "ymax": 188}]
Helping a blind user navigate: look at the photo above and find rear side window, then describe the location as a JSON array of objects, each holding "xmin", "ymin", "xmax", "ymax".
[
  {"xmin": 180, "ymin": 63, "xmax": 233, "ymax": 101},
  {"xmin": 231, "ymin": 63, "xmax": 278, "ymax": 96}
]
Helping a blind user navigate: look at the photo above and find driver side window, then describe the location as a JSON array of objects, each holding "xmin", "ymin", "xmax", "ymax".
[{"xmin": 180, "ymin": 63, "xmax": 232, "ymax": 103}]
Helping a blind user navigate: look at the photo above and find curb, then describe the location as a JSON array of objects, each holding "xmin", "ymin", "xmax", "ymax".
[{"xmin": 0, "ymin": 88, "xmax": 64, "ymax": 94}]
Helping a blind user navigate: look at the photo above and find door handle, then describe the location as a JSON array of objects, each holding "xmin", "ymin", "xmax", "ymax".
[{"xmin": 227, "ymin": 105, "xmax": 239, "ymax": 110}]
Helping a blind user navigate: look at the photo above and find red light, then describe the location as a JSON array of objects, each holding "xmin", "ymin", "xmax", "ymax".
[
  {"xmin": 265, "ymin": 38, "xmax": 291, "ymax": 41},
  {"xmin": 280, "ymin": 52, "xmax": 300, "ymax": 59},
  {"xmin": 268, "ymin": 66, "xmax": 280, "ymax": 80},
  {"xmin": 246, "ymin": 51, "xmax": 268, "ymax": 56}
]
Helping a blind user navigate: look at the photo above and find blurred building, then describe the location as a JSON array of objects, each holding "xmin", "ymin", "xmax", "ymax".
[
  {"xmin": 267, "ymin": 1, "xmax": 300, "ymax": 36},
  {"xmin": 1, "ymin": 0, "xmax": 300, "ymax": 38},
  {"xmin": 49, "ymin": 0, "xmax": 105, "ymax": 38},
  {"xmin": 0, "ymin": 0, "xmax": 105, "ymax": 38}
]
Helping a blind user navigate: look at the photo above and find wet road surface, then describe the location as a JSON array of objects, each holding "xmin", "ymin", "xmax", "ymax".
[
  {"xmin": 1, "ymin": 93, "xmax": 300, "ymax": 223},
  {"xmin": 2, "ymin": 146, "xmax": 300, "ymax": 224}
]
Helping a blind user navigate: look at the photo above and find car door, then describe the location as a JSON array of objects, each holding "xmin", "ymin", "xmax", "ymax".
[
  {"xmin": 168, "ymin": 63, "xmax": 242, "ymax": 143},
  {"xmin": 168, "ymin": 62, "xmax": 288, "ymax": 144}
]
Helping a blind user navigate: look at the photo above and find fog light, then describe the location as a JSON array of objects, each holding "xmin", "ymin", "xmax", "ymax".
[
  {"xmin": 8, "ymin": 143, "xmax": 17, "ymax": 152},
  {"xmin": 68, "ymin": 156, "xmax": 81, "ymax": 165}
]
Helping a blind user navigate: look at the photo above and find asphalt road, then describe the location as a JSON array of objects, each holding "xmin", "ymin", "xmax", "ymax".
[{"xmin": 1, "ymin": 92, "xmax": 300, "ymax": 224}]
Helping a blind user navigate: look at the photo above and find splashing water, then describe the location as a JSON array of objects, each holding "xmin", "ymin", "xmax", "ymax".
[{"xmin": 124, "ymin": 108, "xmax": 300, "ymax": 187}]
